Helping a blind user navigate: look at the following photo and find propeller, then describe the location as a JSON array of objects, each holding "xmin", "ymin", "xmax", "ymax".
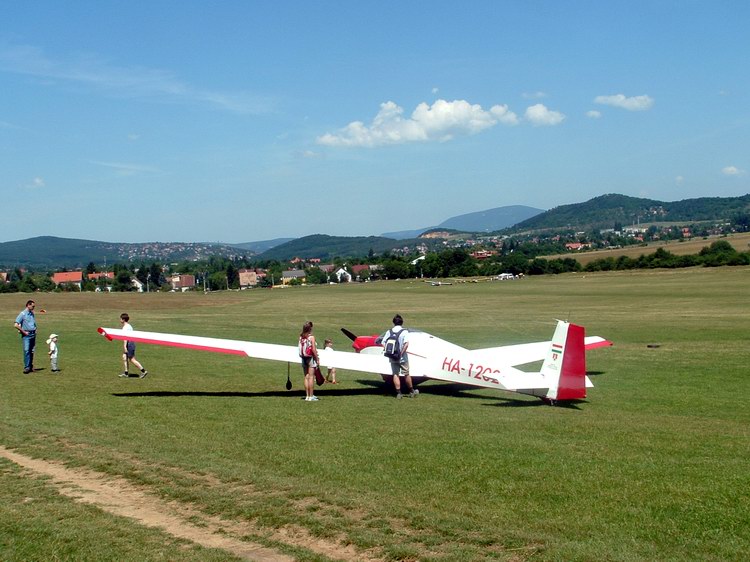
[{"xmin": 341, "ymin": 328, "xmax": 357, "ymax": 341}]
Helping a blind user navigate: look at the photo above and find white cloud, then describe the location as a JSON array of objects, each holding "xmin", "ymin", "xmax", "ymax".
[
  {"xmin": 90, "ymin": 160, "xmax": 160, "ymax": 176},
  {"xmin": 490, "ymin": 104, "xmax": 520, "ymax": 125},
  {"xmin": 0, "ymin": 42, "xmax": 273, "ymax": 115},
  {"xmin": 524, "ymin": 104, "xmax": 565, "ymax": 126},
  {"xmin": 25, "ymin": 177, "xmax": 45, "ymax": 189},
  {"xmin": 594, "ymin": 94, "xmax": 654, "ymax": 111},
  {"xmin": 586, "ymin": 110, "xmax": 602, "ymax": 119},
  {"xmin": 317, "ymin": 99, "xmax": 519, "ymax": 147},
  {"xmin": 721, "ymin": 166, "xmax": 745, "ymax": 176}
]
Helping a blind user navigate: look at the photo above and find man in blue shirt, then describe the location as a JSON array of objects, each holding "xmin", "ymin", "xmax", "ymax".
[{"xmin": 14, "ymin": 300, "xmax": 38, "ymax": 373}]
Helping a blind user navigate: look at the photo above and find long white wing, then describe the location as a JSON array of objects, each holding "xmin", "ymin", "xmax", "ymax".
[{"xmin": 98, "ymin": 327, "xmax": 392, "ymax": 374}]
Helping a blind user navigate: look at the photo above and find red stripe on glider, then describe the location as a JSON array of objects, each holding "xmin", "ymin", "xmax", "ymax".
[{"xmin": 98, "ymin": 329, "xmax": 246, "ymax": 356}]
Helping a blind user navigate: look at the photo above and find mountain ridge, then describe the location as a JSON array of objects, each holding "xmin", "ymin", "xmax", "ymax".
[
  {"xmin": 515, "ymin": 193, "xmax": 750, "ymax": 231},
  {"xmin": 382, "ymin": 204, "xmax": 544, "ymax": 239},
  {"xmin": 2, "ymin": 195, "xmax": 748, "ymax": 268}
]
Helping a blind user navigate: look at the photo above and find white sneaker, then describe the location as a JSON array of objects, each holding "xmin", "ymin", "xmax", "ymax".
[{"xmin": 309, "ymin": 396, "xmax": 320, "ymax": 401}]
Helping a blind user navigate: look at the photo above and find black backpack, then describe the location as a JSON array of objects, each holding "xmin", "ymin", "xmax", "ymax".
[{"xmin": 383, "ymin": 328, "xmax": 403, "ymax": 360}]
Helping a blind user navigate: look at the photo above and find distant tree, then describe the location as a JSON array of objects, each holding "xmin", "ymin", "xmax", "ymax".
[
  {"xmin": 528, "ymin": 258, "xmax": 549, "ymax": 275},
  {"xmin": 510, "ymin": 254, "xmax": 531, "ymax": 275},
  {"xmin": 35, "ymin": 275, "xmax": 56, "ymax": 292},
  {"xmin": 135, "ymin": 262, "xmax": 148, "ymax": 286},
  {"xmin": 113, "ymin": 269, "xmax": 133, "ymax": 292},
  {"xmin": 732, "ymin": 212, "xmax": 750, "ymax": 232},
  {"xmin": 209, "ymin": 271, "xmax": 228, "ymax": 291},
  {"xmin": 264, "ymin": 264, "xmax": 284, "ymax": 286},
  {"xmin": 18, "ymin": 273, "xmax": 37, "ymax": 293},
  {"xmin": 148, "ymin": 262, "xmax": 163, "ymax": 288},
  {"xmin": 86, "ymin": 261, "xmax": 97, "ymax": 275},
  {"xmin": 226, "ymin": 262, "xmax": 238, "ymax": 289},
  {"xmin": 699, "ymin": 240, "xmax": 742, "ymax": 266},
  {"xmin": 382, "ymin": 258, "xmax": 410, "ymax": 279},
  {"xmin": 305, "ymin": 267, "xmax": 328, "ymax": 285}
]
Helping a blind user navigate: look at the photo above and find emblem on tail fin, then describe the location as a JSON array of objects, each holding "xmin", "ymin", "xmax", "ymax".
[{"xmin": 543, "ymin": 322, "xmax": 587, "ymax": 401}]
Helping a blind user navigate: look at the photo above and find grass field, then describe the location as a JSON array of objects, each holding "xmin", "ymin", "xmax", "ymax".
[
  {"xmin": 542, "ymin": 231, "xmax": 750, "ymax": 266},
  {"xmin": 1, "ymin": 267, "xmax": 749, "ymax": 561}
]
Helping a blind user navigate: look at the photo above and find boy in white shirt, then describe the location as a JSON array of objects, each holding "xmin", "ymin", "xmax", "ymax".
[{"xmin": 119, "ymin": 313, "xmax": 148, "ymax": 378}]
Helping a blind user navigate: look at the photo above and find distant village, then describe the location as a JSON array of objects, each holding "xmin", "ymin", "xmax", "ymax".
[{"xmin": 0, "ymin": 220, "xmax": 747, "ymax": 293}]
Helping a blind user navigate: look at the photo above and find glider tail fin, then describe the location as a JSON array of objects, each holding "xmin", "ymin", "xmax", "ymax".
[{"xmin": 541, "ymin": 321, "xmax": 587, "ymax": 401}]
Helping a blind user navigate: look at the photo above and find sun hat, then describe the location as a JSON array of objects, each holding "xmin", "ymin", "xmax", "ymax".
[{"xmin": 46, "ymin": 333, "xmax": 59, "ymax": 344}]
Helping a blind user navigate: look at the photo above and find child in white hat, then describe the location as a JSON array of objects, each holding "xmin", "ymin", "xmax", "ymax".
[{"xmin": 46, "ymin": 334, "xmax": 60, "ymax": 373}]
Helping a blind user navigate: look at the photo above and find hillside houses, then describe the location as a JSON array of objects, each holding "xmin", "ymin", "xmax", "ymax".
[
  {"xmin": 281, "ymin": 270, "xmax": 306, "ymax": 285},
  {"xmin": 87, "ymin": 271, "xmax": 114, "ymax": 282},
  {"xmin": 52, "ymin": 271, "xmax": 83, "ymax": 289},
  {"xmin": 238, "ymin": 268, "xmax": 268, "ymax": 288},
  {"xmin": 169, "ymin": 273, "xmax": 196, "ymax": 292}
]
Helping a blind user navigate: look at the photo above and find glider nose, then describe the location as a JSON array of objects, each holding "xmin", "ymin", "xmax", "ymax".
[{"xmin": 341, "ymin": 328, "xmax": 380, "ymax": 353}]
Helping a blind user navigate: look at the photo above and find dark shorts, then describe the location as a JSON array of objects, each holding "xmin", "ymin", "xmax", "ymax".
[
  {"xmin": 125, "ymin": 342, "xmax": 136, "ymax": 359},
  {"xmin": 301, "ymin": 356, "xmax": 318, "ymax": 372}
]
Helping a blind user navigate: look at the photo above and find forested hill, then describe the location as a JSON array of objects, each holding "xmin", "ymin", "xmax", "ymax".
[
  {"xmin": 256, "ymin": 234, "xmax": 428, "ymax": 261},
  {"xmin": 513, "ymin": 193, "xmax": 750, "ymax": 231},
  {"xmin": 0, "ymin": 236, "xmax": 243, "ymax": 269}
]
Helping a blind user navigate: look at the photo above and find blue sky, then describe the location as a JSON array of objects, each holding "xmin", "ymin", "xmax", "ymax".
[{"xmin": 1, "ymin": 1, "xmax": 748, "ymax": 243}]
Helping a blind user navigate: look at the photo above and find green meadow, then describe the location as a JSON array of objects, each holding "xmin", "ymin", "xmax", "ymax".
[{"xmin": 1, "ymin": 267, "xmax": 749, "ymax": 561}]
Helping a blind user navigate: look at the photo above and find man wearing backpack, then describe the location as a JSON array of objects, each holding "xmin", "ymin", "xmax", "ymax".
[{"xmin": 377, "ymin": 314, "xmax": 418, "ymax": 399}]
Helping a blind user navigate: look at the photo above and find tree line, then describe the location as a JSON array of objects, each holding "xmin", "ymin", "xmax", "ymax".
[{"xmin": 1, "ymin": 239, "xmax": 747, "ymax": 293}]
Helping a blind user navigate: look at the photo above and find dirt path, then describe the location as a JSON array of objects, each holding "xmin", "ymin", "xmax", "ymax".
[{"xmin": 0, "ymin": 445, "xmax": 372, "ymax": 561}]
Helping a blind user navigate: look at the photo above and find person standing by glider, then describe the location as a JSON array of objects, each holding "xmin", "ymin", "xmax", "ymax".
[
  {"xmin": 323, "ymin": 338, "xmax": 338, "ymax": 383},
  {"xmin": 299, "ymin": 321, "xmax": 321, "ymax": 401},
  {"xmin": 377, "ymin": 314, "xmax": 418, "ymax": 399}
]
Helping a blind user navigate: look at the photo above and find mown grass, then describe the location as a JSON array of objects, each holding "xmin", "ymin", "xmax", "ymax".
[
  {"xmin": 1, "ymin": 267, "xmax": 749, "ymax": 561},
  {"xmin": 543, "ymin": 231, "xmax": 750, "ymax": 265}
]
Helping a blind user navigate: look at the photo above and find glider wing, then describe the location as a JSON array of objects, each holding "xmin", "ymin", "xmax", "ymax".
[{"xmin": 97, "ymin": 327, "xmax": 392, "ymax": 374}]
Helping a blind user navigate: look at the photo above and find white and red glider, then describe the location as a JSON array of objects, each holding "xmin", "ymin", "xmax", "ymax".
[{"xmin": 98, "ymin": 320, "xmax": 611, "ymax": 404}]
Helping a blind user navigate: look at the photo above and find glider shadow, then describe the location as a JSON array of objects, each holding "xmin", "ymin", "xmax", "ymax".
[
  {"xmin": 112, "ymin": 386, "xmax": 387, "ymax": 399},
  {"xmin": 357, "ymin": 379, "xmax": 551, "ymax": 408},
  {"xmin": 112, "ymin": 379, "xmax": 587, "ymax": 409}
]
